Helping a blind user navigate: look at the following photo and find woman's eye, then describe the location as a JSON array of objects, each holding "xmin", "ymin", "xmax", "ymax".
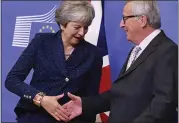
[{"xmin": 73, "ymin": 27, "xmax": 80, "ymax": 30}]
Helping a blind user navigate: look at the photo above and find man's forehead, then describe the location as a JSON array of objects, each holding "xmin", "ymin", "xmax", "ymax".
[{"xmin": 123, "ymin": 3, "xmax": 132, "ymax": 15}]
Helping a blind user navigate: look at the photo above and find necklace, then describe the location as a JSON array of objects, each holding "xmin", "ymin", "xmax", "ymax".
[
  {"xmin": 64, "ymin": 54, "xmax": 71, "ymax": 56},
  {"xmin": 64, "ymin": 48, "xmax": 74, "ymax": 57}
]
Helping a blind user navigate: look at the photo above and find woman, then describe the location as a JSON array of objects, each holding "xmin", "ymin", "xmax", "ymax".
[{"xmin": 5, "ymin": 1, "xmax": 102, "ymax": 123}]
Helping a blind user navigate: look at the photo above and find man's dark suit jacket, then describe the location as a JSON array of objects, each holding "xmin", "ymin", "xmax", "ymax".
[
  {"xmin": 82, "ymin": 30, "xmax": 178, "ymax": 123},
  {"xmin": 5, "ymin": 31, "xmax": 103, "ymax": 123}
]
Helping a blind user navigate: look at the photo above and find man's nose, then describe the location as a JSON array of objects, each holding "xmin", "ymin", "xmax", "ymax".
[{"xmin": 120, "ymin": 19, "xmax": 125, "ymax": 28}]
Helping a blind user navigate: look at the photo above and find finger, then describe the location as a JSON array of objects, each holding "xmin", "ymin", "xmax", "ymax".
[
  {"xmin": 51, "ymin": 113, "xmax": 61, "ymax": 121},
  {"xmin": 62, "ymin": 101, "xmax": 72, "ymax": 109},
  {"xmin": 56, "ymin": 109, "xmax": 70, "ymax": 121},
  {"xmin": 67, "ymin": 92, "xmax": 79, "ymax": 101},
  {"xmin": 57, "ymin": 105, "xmax": 70, "ymax": 116},
  {"xmin": 55, "ymin": 112, "xmax": 68, "ymax": 122},
  {"xmin": 69, "ymin": 113, "xmax": 76, "ymax": 120},
  {"xmin": 56, "ymin": 108, "xmax": 70, "ymax": 118},
  {"xmin": 56, "ymin": 93, "xmax": 64, "ymax": 100},
  {"xmin": 62, "ymin": 103, "xmax": 67, "ymax": 109}
]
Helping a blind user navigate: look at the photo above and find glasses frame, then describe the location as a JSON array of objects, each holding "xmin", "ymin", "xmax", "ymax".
[{"xmin": 122, "ymin": 15, "xmax": 141, "ymax": 24}]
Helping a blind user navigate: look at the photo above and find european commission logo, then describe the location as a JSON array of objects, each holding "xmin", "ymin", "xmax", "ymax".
[{"xmin": 12, "ymin": 6, "xmax": 59, "ymax": 47}]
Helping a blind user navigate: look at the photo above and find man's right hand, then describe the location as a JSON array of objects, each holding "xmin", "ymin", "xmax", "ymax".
[
  {"xmin": 63, "ymin": 92, "xmax": 82, "ymax": 121},
  {"xmin": 40, "ymin": 93, "xmax": 70, "ymax": 122}
]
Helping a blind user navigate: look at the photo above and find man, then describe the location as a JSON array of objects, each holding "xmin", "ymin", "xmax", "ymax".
[{"xmin": 63, "ymin": 1, "xmax": 178, "ymax": 123}]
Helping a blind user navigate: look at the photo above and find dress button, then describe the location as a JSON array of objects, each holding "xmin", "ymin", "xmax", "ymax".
[{"xmin": 65, "ymin": 77, "xmax": 69, "ymax": 82}]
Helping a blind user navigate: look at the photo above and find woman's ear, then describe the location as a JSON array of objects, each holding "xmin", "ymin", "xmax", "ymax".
[{"xmin": 60, "ymin": 24, "xmax": 65, "ymax": 30}]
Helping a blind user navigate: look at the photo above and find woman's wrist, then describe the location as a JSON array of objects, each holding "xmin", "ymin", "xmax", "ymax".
[{"xmin": 33, "ymin": 92, "xmax": 46, "ymax": 107}]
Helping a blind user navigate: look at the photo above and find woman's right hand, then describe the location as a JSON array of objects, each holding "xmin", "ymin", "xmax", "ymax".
[{"xmin": 40, "ymin": 94, "xmax": 70, "ymax": 122}]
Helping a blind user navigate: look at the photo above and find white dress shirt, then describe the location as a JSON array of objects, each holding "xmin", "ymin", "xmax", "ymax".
[
  {"xmin": 126, "ymin": 29, "xmax": 161, "ymax": 70},
  {"xmin": 136, "ymin": 29, "xmax": 161, "ymax": 59}
]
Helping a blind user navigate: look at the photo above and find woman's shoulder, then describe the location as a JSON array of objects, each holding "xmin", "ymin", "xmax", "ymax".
[
  {"xmin": 83, "ymin": 40, "xmax": 100, "ymax": 52},
  {"xmin": 31, "ymin": 33, "xmax": 58, "ymax": 45},
  {"xmin": 33, "ymin": 32, "xmax": 55, "ymax": 40},
  {"xmin": 82, "ymin": 40, "xmax": 103, "ymax": 58}
]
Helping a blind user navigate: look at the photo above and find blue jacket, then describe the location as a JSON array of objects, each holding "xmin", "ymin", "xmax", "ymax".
[{"xmin": 5, "ymin": 31, "xmax": 103, "ymax": 122}]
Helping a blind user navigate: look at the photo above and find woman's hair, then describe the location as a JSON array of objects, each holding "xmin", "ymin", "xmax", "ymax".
[{"xmin": 55, "ymin": 1, "xmax": 95, "ymax": 27}]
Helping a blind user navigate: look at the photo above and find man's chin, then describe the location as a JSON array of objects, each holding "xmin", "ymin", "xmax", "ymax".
[{"xmin": 126, "ymin": 36, "xmax": 131, "ymax": 41}]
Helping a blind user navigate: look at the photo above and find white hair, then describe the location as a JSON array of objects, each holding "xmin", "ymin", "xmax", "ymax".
[
  {"xmin": 55, "ymin": 1, "xmax": 95, "ymax": 27},
  {"xmin": 127, "ymin": 0, "xmax": 161, "ymax": 29}
]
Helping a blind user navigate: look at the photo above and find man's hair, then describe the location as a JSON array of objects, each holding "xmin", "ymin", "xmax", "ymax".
[{"xmin": 126, "ymin": 0, "xmax": 161, "ymax": 29}]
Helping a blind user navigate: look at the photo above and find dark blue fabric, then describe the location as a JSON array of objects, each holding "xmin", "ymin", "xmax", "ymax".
[{"xmin": 5, "ymin": 30, "xmax": 103, "ymax": 122}]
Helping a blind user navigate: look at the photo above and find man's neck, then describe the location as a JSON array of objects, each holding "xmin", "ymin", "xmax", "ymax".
[{"xmin": 135, "ymin": 27, "xmax": 156, "ymax": 45}]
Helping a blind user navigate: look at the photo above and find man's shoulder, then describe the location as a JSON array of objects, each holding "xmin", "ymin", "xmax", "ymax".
[
  {"xmin": 160, "ymin": 35, "xmax": 177, "ymax": 50},
  {"xmin": 154, "ymin": 35, "xmax": 178, "ymax": 59}
]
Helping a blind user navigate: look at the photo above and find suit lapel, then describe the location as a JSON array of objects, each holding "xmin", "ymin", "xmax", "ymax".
[
  {"xmin": 51, "ymin": 31, "xmax": 67, "ymax": 76},
  {"xmin": 118, "ymin": 30, "xmax": 166, "ymax": 79},
  {"xmin": 65, "ymin": 40, "xmax": 88, "ymax": 71},
  {"xmin": 118, "ymin": 47, "xmax": 134, "ymax": 77},
  {"xmin": 44, "ymin": 31, "xmax": 88, "ymax": 77},
  {"xmin": 42, "ymin": 31, "xmax": 67, "ymax": 76}
]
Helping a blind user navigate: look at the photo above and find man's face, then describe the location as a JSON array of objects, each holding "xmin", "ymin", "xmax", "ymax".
[{"xmin": 120, "ymin": 3, "xmax": 142, "ymax": 43}]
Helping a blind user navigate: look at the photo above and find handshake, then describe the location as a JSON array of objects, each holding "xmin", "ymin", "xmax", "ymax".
[{"xmin": 40, "ymin": 92, "xmax": 83, "ymax": 122}]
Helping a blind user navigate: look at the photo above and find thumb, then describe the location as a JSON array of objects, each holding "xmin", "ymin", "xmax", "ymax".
[
  {"xmin": 62, "ymin": 101, "xmax": 72, "ymax": 108},
  {"xmin": 67, "ymin": 92, "xmax": 79, "ymax": 101},
  {"xmin": 56, "ymin": 93, "xmax": 64, "ymax": 100}
]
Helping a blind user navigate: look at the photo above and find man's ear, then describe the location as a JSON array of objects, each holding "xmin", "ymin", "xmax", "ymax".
[{"xmin": 139, "ymin": 15, "xmax": 148, "ymax": 28}]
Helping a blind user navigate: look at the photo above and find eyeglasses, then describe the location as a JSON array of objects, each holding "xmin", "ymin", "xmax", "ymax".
[{"xmin": 122, "ymin": 15, "xmax": 141, "ymax": 24}]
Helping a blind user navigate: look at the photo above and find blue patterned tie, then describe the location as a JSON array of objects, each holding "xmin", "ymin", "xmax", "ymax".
[{"xmin": 126, "ymin": 46, "xmax": 141, "ymax": 70}]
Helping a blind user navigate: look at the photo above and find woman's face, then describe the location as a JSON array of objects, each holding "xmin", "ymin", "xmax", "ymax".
[{"xmin": 61, "ymin": 22, "xmax": 88, "ymax": 46}]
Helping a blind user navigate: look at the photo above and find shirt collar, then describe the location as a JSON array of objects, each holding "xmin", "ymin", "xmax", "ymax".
[{"xmin": 138, "ymin": 29, "xmax": 161, "ymax": 50}]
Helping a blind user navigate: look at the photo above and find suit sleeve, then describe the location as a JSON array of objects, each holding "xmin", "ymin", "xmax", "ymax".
[
  {"xmin": 81, "ymin": 90, "xmax": 111, "ymax": 115},
  {"xmin": 135, "ymin": 45, "xmax": 178, "ymax": 123},
  {"xmin": 5, "ymin": 34, "xmax": 42, "ymax": 103}
]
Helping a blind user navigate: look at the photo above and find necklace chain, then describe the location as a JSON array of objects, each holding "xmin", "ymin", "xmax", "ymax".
[{"xmin": 65, "ymin": 54, "xmax": 71, "ymax": 56}]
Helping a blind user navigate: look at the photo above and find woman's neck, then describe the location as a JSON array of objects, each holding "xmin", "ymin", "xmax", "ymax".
[{"xmin": 61, "ymin": 32, "xmax": 75, "ymax": 58}]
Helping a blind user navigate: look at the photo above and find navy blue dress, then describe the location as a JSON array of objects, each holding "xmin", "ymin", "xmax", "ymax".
[{"xmin": 5, "ymin": 31, "xmax": 103, "ymax": 123}]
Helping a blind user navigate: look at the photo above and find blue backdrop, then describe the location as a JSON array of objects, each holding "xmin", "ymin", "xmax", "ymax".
[{"xmin": 2, "ymin": 1, "xmax": 178, "ymax": 122}]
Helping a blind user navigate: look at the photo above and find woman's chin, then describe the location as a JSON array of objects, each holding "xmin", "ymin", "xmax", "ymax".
[{"xmin": 71, "ymin": 40, "xmax": 80, "ymax": 46}]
